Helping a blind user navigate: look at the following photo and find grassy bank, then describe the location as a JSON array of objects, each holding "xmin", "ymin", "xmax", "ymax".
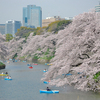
[{"xmin": 0, "ymin": 62, "xmax": 5, "ymax": 69}]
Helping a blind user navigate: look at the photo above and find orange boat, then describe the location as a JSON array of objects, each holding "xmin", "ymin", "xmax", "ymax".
[{"xmin": 29, "ymin": 66, "xmax": 33, "ymax": 69}]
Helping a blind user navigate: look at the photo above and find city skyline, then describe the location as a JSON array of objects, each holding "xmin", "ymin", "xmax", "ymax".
[
  {"xmin": 0, "ymin": 0, "xmax": 99, "ymax": 24},
  {"xmin": 23, "ymin": 5, "xmax": 42, "ymax": 28},
  {"xmin": 5, "ymin": 20, "xmax": 21, "ymax": 37}
]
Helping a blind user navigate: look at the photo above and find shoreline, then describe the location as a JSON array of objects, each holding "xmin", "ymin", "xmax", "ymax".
[{"xmin": 0, "ymin": 62, "xmax": 5, "ymax": 69}]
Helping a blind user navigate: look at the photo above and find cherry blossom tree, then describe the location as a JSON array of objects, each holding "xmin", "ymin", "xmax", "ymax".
[
  {"xmin": 0, "ymin": 34, "xmax": 8, "ymax": 60},
  {"xmin": 5, "ymin": 11, "xmax": 100, "ymax": 92},
  {"xmin": 42, "ymin": 12, "xmax": 100, "ymax": 92}
]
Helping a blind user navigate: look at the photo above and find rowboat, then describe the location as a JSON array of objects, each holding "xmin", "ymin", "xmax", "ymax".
[
  {"xmin": 47, "ymin": 64, "xmax": 52, "ymax": 65},
  {"xmin": 27, "ymin": 64, "xmax": 32, "ymax": 66},
  {"xmin": 23, "ymin": 61, "xmax": 26, "ymax": 62},
  {"xmin": 5, "ymin": 77, "xmax": 12, "ymax": 80},
  {"xmin": 29, "ymin": 66, "xmax": 33, "ymax": 69},
  {"xmin": 43, "ymin": 81, "xmax": 49, "ymax": 84},
  {"xmin": 62, "ymin": 73, "xmax": 72, "ymax": 76},
  {"xmin": 0, "ymin": 74, "xmax": 8, "ymax": 76},
  {"xmin": 43, "ymin": 70, "xmax": 47, "ymax": 72},
  {"xmin": 40, "ymin": 90, "xmax": 59, "ymax": 93}
]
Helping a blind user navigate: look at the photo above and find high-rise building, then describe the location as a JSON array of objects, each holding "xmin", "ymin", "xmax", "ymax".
[
  {"xmin": 23, "ymin": 5, "xmax": 42, "ymax": 28},
  {"xmin": 5, "ymin": 20, "xmax": 21, "ymax": 37},
  {"xmin": 95, "ymin": 3, "xmax": 100, "ymax": 12},
  {"xmin": 0, "ymin": 24, "xmax": 5, "ymax": 35}
]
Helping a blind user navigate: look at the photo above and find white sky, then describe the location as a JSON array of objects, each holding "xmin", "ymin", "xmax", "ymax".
[{"xmin": 0, "ymin": 0, "xmax": 99, "ymax": 24}]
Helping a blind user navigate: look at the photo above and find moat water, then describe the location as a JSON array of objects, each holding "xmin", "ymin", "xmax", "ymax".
[{"xmin": 0, "ymin": 61, "xmax": 100, "ymax": 100}]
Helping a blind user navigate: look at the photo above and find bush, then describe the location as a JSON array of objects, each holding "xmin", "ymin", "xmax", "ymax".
[
  {"xmin": 33, "ymin": 54, "xmax": 40, "ymax": 60},
  {"xmin": 46, "ymin": 20, "xmax": 72, "ymax": 33},
  {"xmin": 15, "ymin": 27, "xmax": 35, "ymax": 38},
  {"xmin": 19, "ymin": 56, "xmax": 26, "ymax": 61},
  {"xmin": 0, "ymin": 62, "xmax": 5, "ymax": 69},
  {"xmin": 93, "ymin": 72, "xmax": 100, "ymax": 80},
  {"xmin": 12, "ymin": 53, "xmax": 18, "ymax": 59},
  {"xmin": 44, "ymin": 48, "xmax": 49, "ymax": 55},
  {"xmin": 6, "ymin": 34, "xmax": 13, "ymax": 42}
]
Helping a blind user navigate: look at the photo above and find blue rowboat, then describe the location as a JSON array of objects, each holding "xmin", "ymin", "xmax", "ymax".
[
  {"xmin": 43, "ymin": 70, "xmax": 47, "ymax": 72},
  {"xmin": 62, "ymin": 73, "xmax": 72, "ymax": 76},
  {"xmin": 45, "ymin": 63, "xmax": 49, "ymax": 65},
  {"xmin": 9, "ymin": 59, "xmax": 12, "ymax": 60},
  {"xmin": 40, "ymin": 90, "xmax": 59, "ymax": 93},
  {"xmin": 5, "ymin": 78, "xmax": 12, "ymax": 80},
  {"xmin": 15, "ymin": 60, "xmax": 17, "ymax": 62},
  {"xmin": 66, "ymin": 73, "xmax": 72, "ymax": 76},
  {"xmin": 23, "ymin": 61, "xmax": 26, "ymax": 62},
  {"xmin": 43, "ymin": 81, "xmax": 49, "ymax": 84},
  {"xmin": 27, "ymin": 64, "xmax": 31, "ymax": 66}
]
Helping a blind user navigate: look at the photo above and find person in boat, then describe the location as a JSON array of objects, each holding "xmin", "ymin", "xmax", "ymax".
[
  {"xmin": 9, "ymin": 76, "xmax": 11, "ymax": 79},
  {"xmin": 47, "ymin": 87, "xmax": 51, "ymax": 91},
  {"xmin": 1, "ymin": 72, "xmax": 4, "ymax": 74},
  {"xmin": 44, "ymin": 69, "xmax": 46, "ymax": 71},
  {"xmin": 5, "ymin": 72, "xmax": 8, "ymax": 74},
  {"xmin": 7, "ymin": 76, "xmax": 11, "ymax": 79},
  {"xmin": 6, "ymin": 76, "xmax": 9, "ymax": 79}
]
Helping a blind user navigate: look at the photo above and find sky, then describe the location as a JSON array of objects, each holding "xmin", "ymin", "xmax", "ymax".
[{"xmin": 0, "ymin": 0, "xmax": 99, "ymax": 24}]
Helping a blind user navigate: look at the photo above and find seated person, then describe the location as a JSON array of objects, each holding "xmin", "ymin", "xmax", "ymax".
[
  {"xmin": 1, "ymin": 72, "xmax": 4, "ymax": 74},
  {"xmin": 6, "ymin": 76, "xmax": 9, "ymax": 79},
  {"xmin": 5, "ymin": 72, "xmax": 8, "ymax": 74},
  {"xmin": 47, "ymin": 87, "xmax": 51, "ymax": 91},
  {"xmin": 9, "ymin": 76, "xmax": 11, "ymax": 79}
]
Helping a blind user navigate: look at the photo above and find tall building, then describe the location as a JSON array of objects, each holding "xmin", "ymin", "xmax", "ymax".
[
  {"xmin": 23, "ymin": 7, "xmax": 27, "ymax": 27},
  {"xmin": 0, "ymin": 24, "xmax": 5, "ymax": 35},
  {"xmin": 95, "ymin": 3, "xmax": 100, "ymax": 12},
  {"xmin": 5, "ymin": 20, "xmax": 21, "ymax": 37},
  {"xmin": 23, "ymin": 5, "xmax": 42, "ymax": 28}
]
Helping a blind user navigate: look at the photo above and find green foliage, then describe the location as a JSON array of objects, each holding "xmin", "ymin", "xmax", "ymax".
[
  {"xmin": 57, "ymin": 20, "xmax": 71, "ymax": 28},
  {"xmin": 6, "ymin": 34, "xmax": 13, "ymax": 42},
  {"xmin": 40, "ymin": 55, "xmax": 54, "ymax": 62},
  {"xmin": 44, "ymin": 48, "xmax": 49, "ymax": 55},
  {"xmin": 93, "ymin": 72, "xmax": 100, "ymax": 83},
  {"xmin": 23, "ymin": 40, "xmax": 26, "ymax": 43},
  {"xmin": 15, "ymin": 26, "xmax": 35, "ymax": 38},
  {"xmin": 12, "ymin": 53, "xmax": 18, "ymax": 59},
  {"xmin": 0, "ymin": 62, "xmax": 5, "ymax": 66},
  {"xmin": 19, "ymin": 56, "xmax": 26, "ymax": 60},
  {"xmin": 22, "ymin": 31, "xmax": 31, "ymax": 40},
  {"xmin": 33, "ymin": 31, "xmax": 37, "ymax": 36},
  {"xmin": 86, "ymin": 75, "xmax": 89, "ymax": 78},
  {"xmin": 93, "ymin": 72, "xmax": 100, "ymax": 80},
  {"xmin": 20, "ymin": 26, "xmax": 27, "ymax": 30},
  {"xmin": 33, "ymin": 54, "xmax": 39, "ymax": 60},
  {"xmin": 16, "ymin": 20, "xmax": 71, "ymax": 38},
  {"xmin": 38, "ymin": 48, "xmax": 41, "ymax": 51},
  {"xmin": 46, "ymin": 21, "xmax": 59, "ymax": 32},
  {"xmin": 33, "ymin": 27, "xmax": 47, "ymax": 36},
  {"xmin": 19, "ymin": 46, "xmax": 22, "ymax": 50},
  {"xmin": 28, "ymin": 54, "xmax": 31, "ymax": 57},
  {"xmin": 46, "ymin": 20, "xmax": 72, "ymax": 33},
  {"xmin": 40, "ymin": 48, "xmax": 55, "ymax": 62},
  {"xmin": 36, "ymin": 27, "xmax": 42, "ymax": 35}
]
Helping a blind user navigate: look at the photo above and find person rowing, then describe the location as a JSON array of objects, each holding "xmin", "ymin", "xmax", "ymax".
[
  {"xmin": 5, "ymin": 72, "xmax": 8, "ymax": 74},
  {"xmin": 47, "ymin": 87, "xmax": 51, "ymax": 91},
  {"xmin": 6, "ymin": 76, "xmax": 11, "ymax": 79},
  {"xmin": 1, "ymin": 72, "xmax": 4, "ymax": 74}
]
